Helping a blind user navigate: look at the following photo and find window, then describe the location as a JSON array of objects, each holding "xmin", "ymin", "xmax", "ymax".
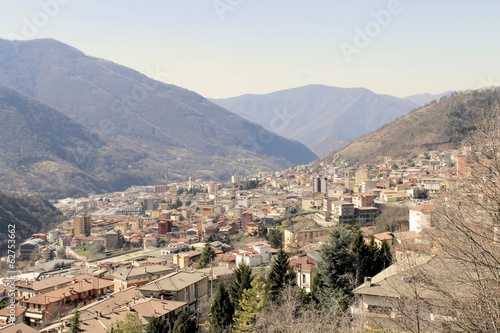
[{"xmin": 302, "ymin": 274, "xmax": 307, "ymax": 284}]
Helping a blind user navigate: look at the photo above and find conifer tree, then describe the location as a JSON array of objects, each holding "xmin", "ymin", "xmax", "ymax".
[
  {"xmin": 313, "ymin": 226, "xmax": 355, "ymax": 309},
  {"xmin": 199, "ymin": 243, "xmax": 216, "ymax": 268},
  {"xmin": 352, "ymin": 231, "xmax": 392, "ymax": 284},
  {"xmin": 232, "ymin": 275, "xmax": 268, "ymax": 333},
  {"xmin": 376, "ymin": 240, "xmax": 393, "ymax": 270},
  {"xmin": 210, "ymin": 280, "xmax": 234, "ymax": 333},
  {"xmin": 69, "ymin": 309, "xmax": 83, "ymax": 333},
  {"xmin": 352, "ymin": 230, "xmax": 369, "ymax": 283},
  {"xmin": 267, "ymin": 247, "xmax": 296, "ymax": 303},
  {"xmin": 172, "ymin": 311, "xmax": 197, "ymax": 333},
  {"xmin": 229, "ymin": 260, "xmax": 253, "ymax": 309}
]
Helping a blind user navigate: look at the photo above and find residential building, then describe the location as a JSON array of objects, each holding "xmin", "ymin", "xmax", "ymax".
[
  {"xmin": 290, "ymin": 252, "xmax": 318, "ymax": 293},
  {"xmin": 361, "ymin": 180, "xmax": 377, "ymax": 194},
  {"xmin": 112, "ymin": 265, "xmax": 176, "ymax": 291},
  {"xmin": 284, "ymin": 227, "xmax": 328, "ymax": 248},
  {"xmin": 0, "ymin": 305, "xmax": 24, "ymax": 328},
  {"xmin": 379, "ymin": 190, "xmax": 407, "ymax": 202},
  {"xmin": 355, "ymin": 207, "xmax": 380, "ymax": 225},
  {"xmin": 355, "ymin": 169, "xmax": 369, "ymax": 185},
  {"xmin": 331, "ymin": 200, "xmax": 355, "ymax": 224},
  {"xmin": 234, "ymin": 243, "xmax": 273, "ymax": 267},
  {"xmin": 172, "ymin": 251, "xmax": 201, "ymax": 268},
  {"xmin": 240, "ymin": 210, "xmax": 253, "ymax": 230},
  {"xmin": 138, "ymin": 270, "xmax": 209, "ymax": 312},
  {"xmin": 409, "ymin": 204, "xmax": 436, "ymax": 232},
  {"xmin": 105, "ymin": 230, "xmax": 121, "ymax": 250},
  {"xmin": 351, "ymin": 256, "xmax": 456, "ymax": 331},
  {"xmin": 19, "ymin": 239, "xmax": 44, "ymax": 261},
  {"xmin": 418, "ymin": 177, "xmax": 445, "ymax": 192},
  {"xmin": 312, "ymin": 175, "xmax": 328, "ymax": 193},
  {"xmin": 40, "ymin": 287, "xmax": 188, "ymax": 333},
  {"xmin": 0, "ymin": 323, "xmax": 38, "ymax": 333},
  {"xmin": 373, "ymin": 232, "xmax": 394, "ymax": 247},
  {"xmin": 301, "ymin": 194, "xmax": 324, "ymax": 211},
  {"xmin": 22, "ymin": 275, "xmax": 114, "ymax": 328},
  {"xmin": 15, "ymin": 276, "xmax": 74, "ymax": 299},
  {"xmin": 353, "ymin": 193, "xmax": 376, "ymax": 208},
  {"xmin": 74, "ymin": 215, "xmax": 92, "ymax": 237}
]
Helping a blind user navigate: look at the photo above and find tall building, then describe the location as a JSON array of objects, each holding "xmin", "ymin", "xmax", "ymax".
[
  {"xmin": 312, "ymin": 175, "xmax": 328, "ymax": 193},
  {"xmin": 355, "ymin": 169, "xmax": 369, "ymax": 185},
  {"xmin": 142, "ymin": 197, "xmax": 155, "ymax": 211},
  {"xmin": 74, "ymin": 214, "xmax": 92, "ymax": 237},
  {"xmin": 231, "ymin": 174, "xmax": 242, "ymax": 184}
]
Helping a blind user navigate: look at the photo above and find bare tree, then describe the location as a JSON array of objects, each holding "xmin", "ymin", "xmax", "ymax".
[
  {"xmin": 354, "ymin": 105, "xmax": 500, "ymax": 333},
  {"xmin": 254, "ymin": 286, "xmax": 365, "ymax": 333},
  {"xmin": 426, "ymin": 106, "xmax": 500, "ymax": 332},
  {"xmin": 380, "ymin": 106, "xmax": 500, "ymax": 333}
]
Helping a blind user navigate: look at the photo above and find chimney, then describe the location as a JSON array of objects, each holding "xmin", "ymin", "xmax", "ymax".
[{"xmin": 364, "ymin": 277, "xmax": 372, "ymax": 287}]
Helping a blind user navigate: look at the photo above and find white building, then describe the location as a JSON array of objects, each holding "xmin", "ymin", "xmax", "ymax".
[
  {"xmin": 409, "ymin": 204, "xmax": 435, "ymax": 232},
  {"xmin": 234, "ymin": 243, "xmax": 273, "ymax": 267}
]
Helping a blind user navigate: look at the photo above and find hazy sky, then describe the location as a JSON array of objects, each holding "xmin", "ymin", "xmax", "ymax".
[{"xmin": 0, "ymin": 0, "xmax": 499, "ymax": 98}]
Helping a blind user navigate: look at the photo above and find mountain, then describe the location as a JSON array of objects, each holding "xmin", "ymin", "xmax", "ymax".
[
  {"xmin": 0, "ymin": 190, "xmax": 62, "ymax": 255},
  {"xmin": 405, "ymin": 91, "xmax": 453, "ymax": 106},
  {"xmin": 0, "ymin": 84, "xmax": 161, "ymax": 198},
  {"xmin": 0, "ymin": 38, "xmax": 317, "ymax": 195},
  {"xmin": 326, "ymin": 89, "xmax": 500, "ymax": 165},
  {"xmin": 211, "ymin": 85, "xmax": 418, "ymax": 157}
]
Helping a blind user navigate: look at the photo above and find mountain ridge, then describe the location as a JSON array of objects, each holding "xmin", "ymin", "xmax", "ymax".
[
  {"xmin": 0, "ymin": 38, "xmax": 317, "ymax": 197},
  {"xmin": 404, "ymin": 91, "xmax": 453, "ymax": 106},
  {"xmin": 211, "ymin": 84, "xmax": 418, "ymax": 157},
  {"xmin": 326, "ymin": 89, "xmax": 500, "ymax": 165}
]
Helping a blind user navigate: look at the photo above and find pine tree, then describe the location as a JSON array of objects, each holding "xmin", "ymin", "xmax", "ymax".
[
  {"xmin": 352, "ymin": 230, "xmax": 369, "ymax": 283},
  {"xmin": 232, "ymin": 275, "xmax": 268, "ymax": 333},
  {"xmin": 376, "ymin": 240, "xmax": 393, "ymax": 270},
  {"xmin": 145, "ymin": 316, "xmax": 166, "ymax": 333},
  {"xmin": 365, "ymin": 235, "xmax": 380, "ymax": 278},
  {"xmin": 173, "ymin": 311, "xmax": 197, "ymax": 333},
  {"xmin": 229, "ymin": 261, "xmax": 253, "ymax": 309},
  {"xmin": 353, "ymin": 232, "xmax": 393, "ymax": 282},
  {"xmin": 314, "ymin": 226, "xmax": 355, "ymax": 309},
  {"xmin": 210, "ymin": 280, "xmax": 234, "ymax": 333},
  {"xmin": 267, "ymin": 247, "xmax": 296, "ymax": 303},
  {"xmin": 69, "ymin": 309, "xmax": 83, "ymax": 333},
  {"xmin": 199, "ymin": 243, "xmax": 216, "ymax": 268}
]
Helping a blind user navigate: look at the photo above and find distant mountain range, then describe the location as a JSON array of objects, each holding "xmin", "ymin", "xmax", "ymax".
[
  {"xmin": 211, "ymin": 85, "xmax": 419, "ymax": 157},
  {"xmin": 0, "ymin": 38, "xmax": 317, "ymax": 197},
  {"xmin": 404, "ymin": 91, "xmax": 453, "ymax": 106},
  {"xmin": 326, "ymin": 89, "xmax": 500, "ymax": 165}
]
